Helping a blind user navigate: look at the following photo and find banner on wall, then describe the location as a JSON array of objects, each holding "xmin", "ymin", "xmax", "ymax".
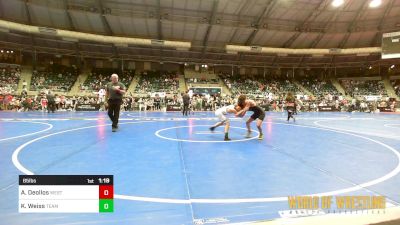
[
  {"xmin": 75, "ymin": 104, "xmax": 100, "ymax": 111},
  {"xmin": 364, "ymin": 95, "xmax": 382, "ymax": 101},
  {"xmin": 167, "ymin": 104, "xmax": 181, "ymax": 111},
  {"xmin": 190, "ymin": 87, "xmax": 221, "ymax": 95},
  {"xmin": 318, "ymin": 106, "xmax": 339, "ymax": 112},
  {"xmin": 151, "ymin": 92, "xmax": 166, "ymax": 98}
]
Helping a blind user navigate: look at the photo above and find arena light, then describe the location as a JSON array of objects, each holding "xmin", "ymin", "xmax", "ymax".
[
  {"xmin": 332, "ymin": 0, "xmax": 344, "ymax": 7},
  {"xmin": 0, "ymin": 50, "xmax": 3, "ymax": 53},
  {"xmin": 369, "ymin": 0, "xmax": 381, "ymax": 8},
  {"xmin": 10, "ymin": 50, "xmax": 13, "ymax": 53},
  {"xmin": 6, "ymin": 50, "xmax": 9, "ymax": 53},
  {"xmin": 390, "ymin": 64, "xmax": 395, "ymax": 69}
]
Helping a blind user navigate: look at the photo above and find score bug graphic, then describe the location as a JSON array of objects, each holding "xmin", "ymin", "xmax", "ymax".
[{"xmin": 19, "ymin": 175, "xmax": 114, "ymax": 213}]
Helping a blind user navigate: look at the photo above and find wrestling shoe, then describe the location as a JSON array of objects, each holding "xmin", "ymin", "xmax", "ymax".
[{"xmin": 245, "ymin": 131, "xmax": 252, "ymax": 138}]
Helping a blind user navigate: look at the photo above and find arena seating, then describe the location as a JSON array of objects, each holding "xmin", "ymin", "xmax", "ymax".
[
  {"xmin": 340, "ymin": 79, "xmax": 387, "ymax": 97},
  {"xmin": 81, "ymin": 68, "xmax": 134, "ymax": 91},
  {"xmin": 30, "ymin": 65, "xmax": 78, "ymax": 92},
  {"xmin": 391, "ymin": 79, "xmax": 400, "ymax": 97},
  {"xmin": 220, "ymin": 73, "xmax": 301, "ymax": 97},
  {"xmin": 0, "ymin": 65, "xmax": 20, "ymax": 94},
  {"xmin": 186, "ymin": 77, "xmax": 219, "ymax": 85},
  {"xmin": 135, "ymin": 71, "xmax": 179, "ymax": 94},
  {"xmin": 299, "ymin": 78, "xmax": 340, "ymax": 97}
]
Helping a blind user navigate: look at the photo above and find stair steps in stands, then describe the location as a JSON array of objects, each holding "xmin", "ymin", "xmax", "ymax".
[
  {"xmin": 330, "ymin": 78, "xmax": 352, "ymax": 99},
  {"xmin": 127, "ymin": 73, "xmax": 141, "ymax": 95},
  {"xmin": 292, "ymin": 80, "xmax": 314, "ymax": 97},
  {"xmin": 17, "ymin": 66, "xmax": 33, "ymax": 93},
  {"xmin": 382, "ymin": 76, "xmax": 399, "ymax": 100},
  {"xmin": 68, "ymin": 70, "xmax": 90, "ymax": 96}
]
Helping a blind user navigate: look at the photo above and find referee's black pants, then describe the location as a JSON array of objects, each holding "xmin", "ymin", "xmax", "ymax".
[
  {"xmin": 183, "ymin": 103, "xmax": 189, "ymax": 116},
  {"xmin": 108, "ymin": 99, "xmax": 122, "ymax": 128},
  {"xmin": 48, "ymin": 101, "xmax": 56, "ymax": 113}
]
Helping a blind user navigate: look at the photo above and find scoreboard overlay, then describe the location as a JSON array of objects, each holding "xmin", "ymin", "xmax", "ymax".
[{"xmin": 19, "ymin": 175, "xmax": 113, "ymax": 213}]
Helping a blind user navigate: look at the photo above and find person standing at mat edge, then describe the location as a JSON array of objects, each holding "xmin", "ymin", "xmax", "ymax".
[
  {"xmin": 285, "ymin": 92, "xmax": 296, "ymax": 122},
  {"xmin": 182, "ymin": 90, "xmax": 190, "ymax": 116},
  {"xmin": 105, "ymin": 74, "xmax": 126, "ymax": 132},
  {"xmin": 46, "ymin": 90, "xmax": 56, "ymax": 113}
]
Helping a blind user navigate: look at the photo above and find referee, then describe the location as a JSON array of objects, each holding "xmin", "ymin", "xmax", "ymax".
[
  {"xmin": 105, "ymin": 74, "xmax": 126, "ymax": 132},
  {"xmin": 46, "ymin": 90, "xmax": 56, "ymax": 113},
  {"xmin": 182, "ymin": 91, "xmax": 190, "ymax": 116}
]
